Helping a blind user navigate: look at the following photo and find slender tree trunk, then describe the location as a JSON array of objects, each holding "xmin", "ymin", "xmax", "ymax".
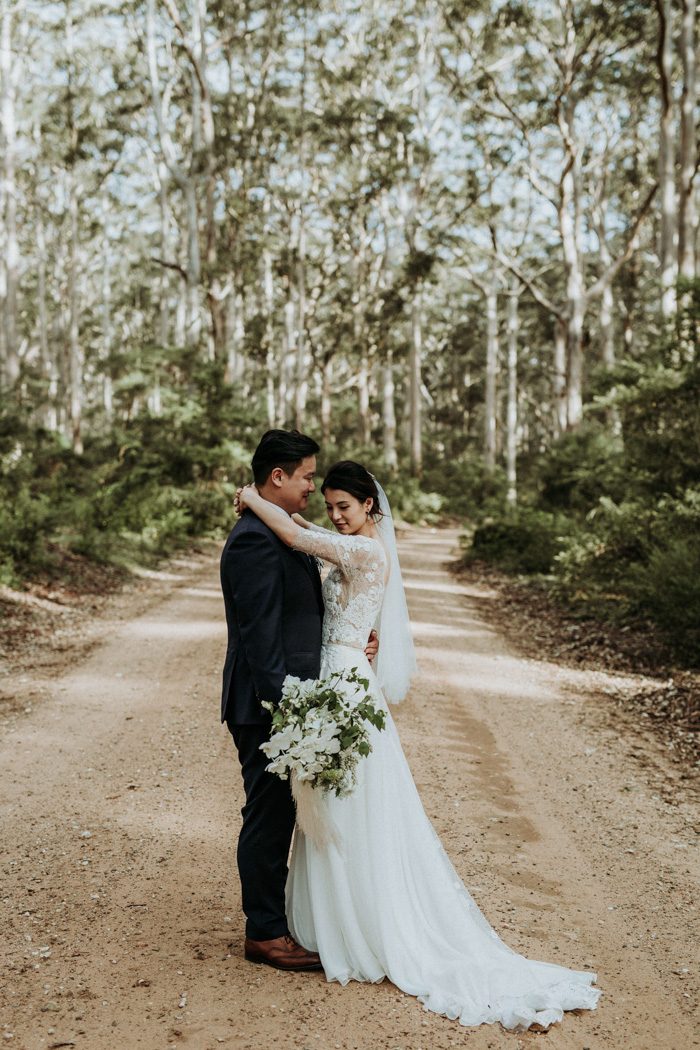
[
  {"xmin": 357, "ymin": 352, "xmax": 370, "ymax": 446},
  {"xmin": 67, "ymin": 169, "xmax": 83, "ymax": 454},
  {"xmin": 149, "ymin": 373, "xmax": 162, "ymax": 417},
  {"xmin": 409, "ymin": 284, "xmax": 423, "ymax": 476},
  {"xmin": 294, "ymin": 209, "xmax": 308, "ymax": 428},
  {"xmin": 225, "ymin": 288, "xmax": 244, "ymax": 385},
  {"xmin": 263, "ymin": 235, "xmax": 276, "ymax": 428},
  {"xmin": 35, "ymin": 189, "xmax": 57, "ymax": 430},
  {"xmin": 157, "ymin": 162, "xmax": 170, "ymax": 348},
  {"xmin": 656, "ymin": 0, "xmax": 678, "ymax": 317},
  {"xmin": 184, "ymin": 180, "xmax": 201, "ymax": 347},
  {"xmin": 552, "ymin": 4, "xmax": 587, "ymax": 431},
  {"xmin": 321, "ymin": 355, "xmax": 332, "ymax": 446},
  {"xmin": 194, "ymin": 0, "xmax": 216, "ymax": 272},
  {"xmin": 65, "ymin": 2, "xmax": 82, "ymax": 452},
  {"xmin": 678, "ymin": 0, "xmax": 696, "ymax": 282},
  {"xmin": 553, "ymin": 318, "xmax": 567, "ymax": 436},
  {"xmin": 101, "ymin": 194, "xmax": 113, "ymax": 422},
  {"xmin": 294, "ymin": 18, "xmax": 309, "ymax": 429},
  {"xmin": 0, "ymin": 6, "xmax": 19, "ymax": 388},
  {"xmin": 146, "ymin": 0, "xmax": 201, "ymax": 348},
  {"xmin": 280, "ymin": 278, "xmax": 295, "ymax": 426},
  {"xmin": 599, "ymin": 283, "xmax": 615, "ymax": 369},
  {"xmin": 505, "ymin": 283, "xmax": 518, "ymax": 505},
  {"xmin": 484, "ymin": 278, "xmax": 498, "ymax": 472},
  {"xmin": 382, "ymin": 349, "xmax": 398, "ymax": 473},
  {"xmin": 350, "ymin": 231, "xmax": 371, "ymax": 445},
  {"xmin": 175, "ymin": 290, "xmax": 186, "ymax": 347},
  {"xmin": 558, "ymin": 93, "xmax": 585, "ymax": 430},
  {"xmin": 591, "ymin": 165, "xmax": 616, "ymax": 369}
]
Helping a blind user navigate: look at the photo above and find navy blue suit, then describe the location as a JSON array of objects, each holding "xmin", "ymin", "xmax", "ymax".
[{"xmin": 220, "ymin": 509, "xmax": 323, "ymax": 939}]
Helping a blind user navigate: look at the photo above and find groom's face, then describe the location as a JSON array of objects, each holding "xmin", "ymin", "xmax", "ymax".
[{"xmin": 278, "ymin": 455, "xmax": 317, "ymax": 514}]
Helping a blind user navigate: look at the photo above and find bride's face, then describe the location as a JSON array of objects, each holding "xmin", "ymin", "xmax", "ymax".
[{"xmin": 323, "ymin": 488, "xmax": 372, "ymax": 535}]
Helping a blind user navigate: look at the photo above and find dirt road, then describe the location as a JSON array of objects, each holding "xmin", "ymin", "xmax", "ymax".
[{"xmin": 1, "ymin": 529, "xmax": 698, "ymax": 1050}]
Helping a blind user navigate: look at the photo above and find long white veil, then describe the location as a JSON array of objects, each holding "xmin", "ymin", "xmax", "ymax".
[{"xmin": 373, "ymin": 480, "xmax": 417, "ymax": 703}]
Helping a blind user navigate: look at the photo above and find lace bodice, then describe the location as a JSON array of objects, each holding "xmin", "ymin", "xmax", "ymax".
[{"xmin": 292, "ymin": 524, "xmax": 386, "ymax": 650}]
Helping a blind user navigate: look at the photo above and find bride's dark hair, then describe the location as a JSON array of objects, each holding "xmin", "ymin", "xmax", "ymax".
[{"xmin": 321, "ymin": 461, "xmax": 383, "ymax": 519}]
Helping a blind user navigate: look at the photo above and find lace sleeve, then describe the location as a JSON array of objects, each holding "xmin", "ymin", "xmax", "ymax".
[{"xmin": 292, "ymin": 527, "xmax": 385, "ymax": 577}]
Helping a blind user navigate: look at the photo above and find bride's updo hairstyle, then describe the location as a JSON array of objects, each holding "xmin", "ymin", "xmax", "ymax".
[{"xmin": 321, "ymin": 461, "xmax": 383, "ymax": 520}]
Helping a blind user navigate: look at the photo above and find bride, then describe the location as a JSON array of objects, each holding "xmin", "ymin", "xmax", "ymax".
[{"xmin": 237, "ymin": 460, "xmax": 601, "ymax": 1032}]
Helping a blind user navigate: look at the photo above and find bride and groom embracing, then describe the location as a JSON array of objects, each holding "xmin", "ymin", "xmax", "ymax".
[{"xmin": 219, "ymin": 428, "xmax": 601, "ymax": 1032}]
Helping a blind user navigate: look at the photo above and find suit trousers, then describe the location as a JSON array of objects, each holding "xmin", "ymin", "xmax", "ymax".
[{"xmin": 230, "ymin": 724, "xmax": 296, "ymax": 941}]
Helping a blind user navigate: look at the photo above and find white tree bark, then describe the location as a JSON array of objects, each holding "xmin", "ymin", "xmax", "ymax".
[
  {"xmin": 505, "ymin": 281, "xmax": 519, "ymax": 504},
  {"xmin": 321, "ymin": 355, "xmax": 332, "ymax": 446},
  {"xmin": 656, "ymin": 0, "xmax": 678, "ymax": 317},
  {"xmin": 280, "ymin": 276, "xmax": 295, "ymax": 426},
  {"xmin": 155, "ymin": 158, "xmax": 171, "ymax": 349},
  {"xmin": 382, "ymin": 350, "xmax": 398, "ymax": 473},
  {"xmin": 553, "ymin": 319, "xmax": 567, "ymax": 436},
  {"xmin": 146, "ymin": 0, "xmax": 202, "ymax": 347},
  {"xmin": 262, "ymin": 225, "xmax": 276, "ymax": 428},
  {"xmin": 0, "ymin": 4, "xmax": 19, "ymax": 387},
  {"xmin": 35, "ymin": 197, "xmax": 57, "ymax": 430},
  {"xmin": 294, "ymin": 207, "xmax": 308, "ymax": 429},
  {"xmin": 294, "ymin": 18, "xmax": 309, "ymax": 429},
  {"xmin": 409, "ymin": 286, "xmax": 424, "ymax": 475},
  {"xmin": 556, "ymin": 86, "xmax": 585, "ymax": 429},
  {"xmin": 484, "ymin": 276, "xmax": 499, "ymax": 471},
  {"xmin": 67, "ymin": 168, "xmax": 83, "ymax": 454},
  {"xmin": 65, "ymin": 2, "xmax": 83, "ymax": 453},
  {"xmin": 679, "ymin": 0, "xmax": 697, "ymax": 282},
  {"xmin": 101, "ymin": 193, "xmax": 113, "ymax": 421},
  {"xmin": 590, "ymin": 157, "xmax": 616, "ymax": 369}
]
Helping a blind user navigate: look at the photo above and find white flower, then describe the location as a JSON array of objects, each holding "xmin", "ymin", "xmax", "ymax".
[
  {"xmin": 261, "ymin": 723, "xmax": 302, "ymax": 760},
  {"xmin": 259, "ymin": 669, "xmax": 384, "ymax": 797}
]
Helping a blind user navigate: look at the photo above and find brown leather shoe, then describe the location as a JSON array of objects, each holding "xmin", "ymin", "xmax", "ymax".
[{"xmin": 244, "ymin": 934, "xmax": 323, "ymax": 972}]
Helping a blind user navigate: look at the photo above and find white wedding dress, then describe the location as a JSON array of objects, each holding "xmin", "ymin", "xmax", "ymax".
[{"xmin": 285, "ymin": 523, "xmax": 601, "ymax": 1031}]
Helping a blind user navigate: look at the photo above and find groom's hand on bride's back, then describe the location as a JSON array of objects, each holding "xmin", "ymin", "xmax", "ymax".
[{"xmin": 365, "ymin": 629, "xmax": 378, "ymax": 664}]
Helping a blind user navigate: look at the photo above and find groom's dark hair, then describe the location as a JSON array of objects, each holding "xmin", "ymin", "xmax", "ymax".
[{"xmin": 251, "ymin": 429, "xmax": 320, "ymax": 486}]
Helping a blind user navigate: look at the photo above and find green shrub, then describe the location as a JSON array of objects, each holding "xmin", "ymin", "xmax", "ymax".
[
  {"xmin": 466, "ymin": 507, "xmax": 568, "ymax": 574},
  {"xmin": 0, "ymin": 367, "xmax": 262, "ymax": 583},
  {"xmin": 0, "ymin": 487, "xmax": 53, "ymax": 582},
  {"xmin": 553, "ymin": 497, "xmax": 655, "ymax": 599},
  {"xmin": 382, "ymin": 476, "xmax": 443, "ymax": 524},
  {"xmin": 422, "ymin": 455, "xmax": 507, "ymax": 518},
  {"xmin": 624, "ymin": 535, "xmax": 700, "ymax": 658},
  {"xmin": 617, "ymin": 357, "xmax": 700, "ymax": 497},
  {"xmin": 538, "ymin": 425, "xmax": 627, "ymax": 512}
]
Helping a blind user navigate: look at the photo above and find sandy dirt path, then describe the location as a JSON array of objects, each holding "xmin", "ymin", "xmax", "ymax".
[{"xmin": 1, "ymin": 528, "xmax": 698, "ymax": 1050}]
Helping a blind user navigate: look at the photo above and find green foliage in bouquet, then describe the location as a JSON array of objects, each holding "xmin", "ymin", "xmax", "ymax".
[{"xmin": 261, "ymin": 669, "xmax": 387, "ymax": 796}]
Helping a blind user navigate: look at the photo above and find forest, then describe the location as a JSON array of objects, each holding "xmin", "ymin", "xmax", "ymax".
[{"xmin": 1, "ymin": 0, "xmax": 698, "ymax": 662}]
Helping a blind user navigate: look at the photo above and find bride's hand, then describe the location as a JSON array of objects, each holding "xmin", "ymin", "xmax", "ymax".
[{"xmin": 237, "ymin": 484, "xmax": 258, "ymax": 512}]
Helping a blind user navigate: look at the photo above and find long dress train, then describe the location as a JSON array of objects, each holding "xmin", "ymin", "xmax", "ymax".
[{"xmin": 285, "ymin": 524, "xmax": 601, "ymax": 1031}]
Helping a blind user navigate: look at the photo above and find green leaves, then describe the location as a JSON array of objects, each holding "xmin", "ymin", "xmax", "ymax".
[{"xmin": 262, "ymin": 669, "xmax": 387, "ymax": 797}]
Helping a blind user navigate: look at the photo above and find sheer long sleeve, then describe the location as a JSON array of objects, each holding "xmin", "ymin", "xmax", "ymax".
[{"xmin": 291, "ymin": 526, "xmax": 385, "ymax": 579}]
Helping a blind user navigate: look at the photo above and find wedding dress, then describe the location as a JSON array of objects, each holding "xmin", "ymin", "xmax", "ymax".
[{"xmin": 285, "ymin": 522, "xmax": 601, "ymax": 1031}]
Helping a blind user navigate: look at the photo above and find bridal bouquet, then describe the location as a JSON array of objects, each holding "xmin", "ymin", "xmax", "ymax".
[{"xmin": 260, "ymin": 669, "xmax": 386, "ymax": 798}]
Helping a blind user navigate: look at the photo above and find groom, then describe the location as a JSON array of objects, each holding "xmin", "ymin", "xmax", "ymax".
[{"xmin": 220, "ymin": 429, "xmax": 378, "ymax": 972}]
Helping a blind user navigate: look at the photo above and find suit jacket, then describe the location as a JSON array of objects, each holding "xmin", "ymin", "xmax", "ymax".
[{"xmin": 219, "ymin": 509, "xmax": 324, "ymax": 726}]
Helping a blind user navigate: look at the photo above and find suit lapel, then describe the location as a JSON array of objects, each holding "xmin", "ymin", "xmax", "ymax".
[
  {"xmin": 248, "ymin": 514, "xmax": 323, "ymax": 614},
  {"xmin": 291, "ymin": 547, "xmax": 324, "ymax": 612}
]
